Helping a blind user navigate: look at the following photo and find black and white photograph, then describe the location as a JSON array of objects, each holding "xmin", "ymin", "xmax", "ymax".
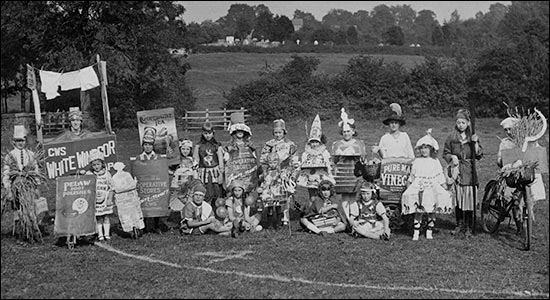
[{"xmin": 1, "ymin": 1, "xmax": 548, "ymax": 298}]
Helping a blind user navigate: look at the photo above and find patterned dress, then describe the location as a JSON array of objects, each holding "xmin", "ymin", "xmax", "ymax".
[
  {"xmin": 401, "ymin": 157, "xmax": 453, "ymax": 215},
  {"xmin": 87, "ymin": 169, "xmax": 114, "ymax": 216}
]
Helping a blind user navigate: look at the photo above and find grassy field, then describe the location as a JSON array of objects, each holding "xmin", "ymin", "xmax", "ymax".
[
  {"xmin": 1, "ymin": 116, "xmax": 549, "ymax": 299},
  {"xmin": 185, "ymin": 52, "xmax": 426, "ymax": 111}
]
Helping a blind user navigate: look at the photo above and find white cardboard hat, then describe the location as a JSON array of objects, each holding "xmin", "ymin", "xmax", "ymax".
[{"xmin": 13, "ymin": 125, "xmax": 27, "ymax": 140}]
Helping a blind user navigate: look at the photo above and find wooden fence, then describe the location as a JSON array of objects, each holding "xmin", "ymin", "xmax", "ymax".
[{"xmin": 181, "ymin": 107, "xmax": 249, "ymax": 131}]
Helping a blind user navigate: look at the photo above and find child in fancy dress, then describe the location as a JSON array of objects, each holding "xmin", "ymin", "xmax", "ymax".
[
  {"xmin": 85, "ymin": 149, "xmax": 114, "ymax": 241},
  {"xmin": 225, "ymin": 180, "xmax": 263, "ymax": 237},
  {"xmin": 300, "ymin": 180, "xmax": 345, "ymax": 235},
  {"xmin": 401, "ymin": 130, "xmax": 453, "ymax": 240},
  {"xmin": 342, "ymin": 181, "xmax": 391, "ymax": 240}
]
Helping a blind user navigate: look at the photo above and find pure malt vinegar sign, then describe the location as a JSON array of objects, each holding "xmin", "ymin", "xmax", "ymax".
[{"xmin": 379, "ymin": 157, "xmax": 413, "ymax": 200}]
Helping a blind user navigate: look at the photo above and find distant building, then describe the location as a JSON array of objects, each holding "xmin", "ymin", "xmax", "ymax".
[
  {"xmin": 292, "ymin": 18, "xmax": 303, "ymax": 32},
  {"xmin": 226, "ymin": 36, "xmax": 235, "ymax": 45}
]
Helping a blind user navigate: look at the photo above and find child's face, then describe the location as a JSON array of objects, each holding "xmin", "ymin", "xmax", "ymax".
[
  {"xmin": 13, "ymin": 139, "xmax": 26, "ymax": 150},
  {"xmin": 202, "ymin": 131, "xmax": 213, "ymax": 140},
  {"xmin": 233, "ymin": 187, "xmax": 243, "ymax": 198},
  {"xmin": 456, "ymin": 118, "xmax": 469, "ymax": 133},
  {"xmin": 342, "ymin": 128, "xmax": 354, "ymax": 141},
  {"xmin": 321, "ymin": 189, "xmax": 331, "ymax": 198},
  {"xmin": 309, "ymin": 140, "xmax": 320, "ymax": 148},
  {"xmin": 420, "ymin": 145, "xmax": 431, "ymax": 157},
  {"xmin": 70, "ymin": 119, "xmax": 82, "ymax": 131},
  {"xmin": 504, "ymin": 127, "xmax": 513, "ymax": 138},
  {"xmin": 192, "ymin": 193, "xmax": 205, "ymax": 205},
  {"xmin": 360, "ymin": 190, "xmax": 373, "ymax": 201},
  {"xmin": 268, "ymin": 160, "xmax": 278, "ymax": 169},
  {"xmin": 143, "ymin": 142, "xmax": 154, "ymax": 153},
  {"xmin": 180, "ymin": 146, "xmax": 191, "ymax": 156},
  {"xmin": 235, "ymin": 131, "xmax": 244, "ymax": 139},
  {"xmin": 388, "ymin": 121, "xmax": 400, "ymax": 133},
  {"xmin": 273, "ymin": 129, "xmax": 285, "ymax": 140},
  {"xmin": 91, "ymin": 160, "xmax": 103, "ymax": 172}
]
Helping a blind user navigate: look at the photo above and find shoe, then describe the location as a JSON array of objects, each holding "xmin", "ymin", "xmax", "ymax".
[
  {"xmin": 464, "ymin": 227, "xmax": 473, "ymax": 238},
  {"xmin": 412, "ymin": 230, "xmax": 419, "ymax": 241},
  {"xmin": 318, "ymin": 231, "xmax": 327, "ymax": 237},
  {"xmin": 254, "ymin": 225, "xmax": 263, "ymax": 232},
  {"xmin": 105, "ymin": 235, "xmax": 111, "ymax": 240},
  {"xmin": 282, "ymin": 221, "xmax": 289, "ymax": 226},
  {"xmin": 426, "ymin": 229, "xmax": 433, "ymax": 240},
  {"xmin": 98, "ymin": 236, "xmax": 105, "ymax": 241},
  {"xmin": 451, "ymin": 221, "xmax": 463, "ymax": 235},
  {"xmin": 231, "ymin": 226, "xmax": 239, "ymax": 238}
]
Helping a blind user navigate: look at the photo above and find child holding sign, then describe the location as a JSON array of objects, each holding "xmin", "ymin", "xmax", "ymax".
[{"xmin": 85, "ymin": 149, "xmax": 114, "ymax": 241}]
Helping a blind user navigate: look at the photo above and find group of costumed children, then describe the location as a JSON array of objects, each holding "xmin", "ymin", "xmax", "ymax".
[{"xmin": 6, "ymin": 103, "xmax": 546, "ymax": 242}]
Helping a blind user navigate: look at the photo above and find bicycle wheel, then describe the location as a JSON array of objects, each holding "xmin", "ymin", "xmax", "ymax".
[
  {"xmin": 481, "ymin": 180, "xmax": 505, "ymax": 233},
  {"xmin": 521, "ymin": 203, "xmax": 532, "ymax": 251}
]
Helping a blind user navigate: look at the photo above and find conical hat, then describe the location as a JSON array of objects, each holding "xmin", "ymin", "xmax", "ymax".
[
  {"xmin": 308, "ymin": 115, "xmax": 322, "ymax": 143},
  {"xmin": 13, "ymin": 125, "xmax": 27, "ymax": 140}
]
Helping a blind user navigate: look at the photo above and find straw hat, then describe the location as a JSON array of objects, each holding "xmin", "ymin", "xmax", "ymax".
[
  {"xmin": 68, "ymin": 107, "xmax": 83, "ymax": 121},
  {"xmin": 228, "ymin": 111, "xmax": 251, "ymax": 135},
  {"xmin": 500, "ymin": 117, "xmax": 519, "ymax": 129},
  {"xmin": 89, "ymin": 149, "xmax": 105, "ymax": 162}
]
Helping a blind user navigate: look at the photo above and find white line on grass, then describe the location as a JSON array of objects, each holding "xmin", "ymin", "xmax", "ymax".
[{"xmin": 95, "ymin": 242, "xmax": 548, "ymax": 298}]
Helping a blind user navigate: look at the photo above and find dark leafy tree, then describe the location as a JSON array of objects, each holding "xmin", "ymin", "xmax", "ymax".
[
  {"xmin": 271, "ymin": 15, "xmax": 294, "ymax": 42},
  {"xmin": 383, "ymin": 26, "xmax": 405, "ymax": 45}
]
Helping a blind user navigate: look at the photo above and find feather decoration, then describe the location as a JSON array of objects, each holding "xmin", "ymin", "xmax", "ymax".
[
  {"xmin": 338, "ymin": 107, "xmax": 354, "ymax": 129},
  {"xmin": 389, "ymin": 103, "xmax": 402, "ymax": 117}
]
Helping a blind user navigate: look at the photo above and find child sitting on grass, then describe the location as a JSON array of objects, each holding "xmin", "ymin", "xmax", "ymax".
[
  {"xmin": 300, "ymin": 180, "xmax": 345, "ymax": 236},
  {"xmin": 342, "ymin": 181, "xmax": 391, "ymax": 240},
  {"xmin": 180, "ymin": 185, "xmax": 232, "ymax": 236},
  {"xmin": 225, "ymin": 180, "xmax": 263, "ymax": 237}
]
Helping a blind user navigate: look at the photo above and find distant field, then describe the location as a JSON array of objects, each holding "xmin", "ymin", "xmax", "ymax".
[{"xmin": 185, "ymin": 52, "xmax": 426, "ymax": 110}]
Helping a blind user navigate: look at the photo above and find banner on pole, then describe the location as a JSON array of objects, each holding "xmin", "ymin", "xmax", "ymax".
[
  {"xmin": 26, "ymin": 64, "xmax": 36, "ymax": 90},
  {"xmin": 131, "ymin": 158, "xmax": 170, "ymax": 218},
  {"xmin": 54, "ymin": 175, "xmax": 97, "ymax": 237},
  {"xmin": 136, "ymin": 108, "xmax": 178, "ymax": 157},
  {"xmin": 44, "ymin": 133, "xmax": 118, "ymax": 179},
  {"xmin": 379, "ymin": 157, "xmax": 413, "ymax": 201}
]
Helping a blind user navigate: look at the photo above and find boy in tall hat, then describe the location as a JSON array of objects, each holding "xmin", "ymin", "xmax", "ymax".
[
  {"xmin": 139, "ymin": 127, "xmax": 158, "ymax": 160},
  {"xmin": 260, "ymin": 119, "xmax": 298, "ymax": 174},
  {"xmin": 2, "ymin": 125, "xmax": 46, "ymax": 241},
  {"xmin": 193, "ymin": 120, "xmax": 225, "ymax": 207},
  {"xmin": 223, "ymin": 112, "xmax": 259, "ymax": 194},
  {"xmin": 296, "ymin": 115, "xmax": 335, "ymax": 203},
  {"xmin": 373, "ymin": 103, "xmax": 415, "ymax": 159}
]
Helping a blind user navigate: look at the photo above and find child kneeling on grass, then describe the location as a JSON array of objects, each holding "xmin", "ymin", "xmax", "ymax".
[
  {"xmin": 342, "ymin": 181, "xmax": 391, "ymax": 240},
  {"xmin": 180, "ymin": 185, "xmax": 232, "ymax": 236}
]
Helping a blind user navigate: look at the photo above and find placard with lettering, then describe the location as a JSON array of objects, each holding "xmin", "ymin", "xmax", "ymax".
[
  {"xmin": 136, "ymin": 108, "xmax": 178, "ymax": 156},
  {"xmin": 131, "ymin": 158, "xmax": 170, "ymax": 218},
  {"xmin": 379, "ymin": 157, "xmax": 413, "ymax": 201},
  {"xmin": 44, "ymin": 134, "xmax": 118, "ymax": 179},
  {"xmin": 54, "ymin": 175, "xmax": 97, "ymax": 237}
]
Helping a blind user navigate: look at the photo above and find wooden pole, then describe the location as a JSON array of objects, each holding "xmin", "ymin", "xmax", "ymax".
[
  {"xmin": 467, "ymin": 92, "xmax": 478, "ymax": 235},
  {"xmin": 27, "ymin": 64, "xmax": 43, "ymax": 145},
  {"xmin": 96, "ymin": 54, "xmax": 112, "ymax": 134}
]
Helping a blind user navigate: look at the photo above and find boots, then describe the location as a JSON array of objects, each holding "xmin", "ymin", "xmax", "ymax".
[
  {"xmin": 412, "ymin": 230, "xmax": 420, "ymax": 241},
  {"xmin": 451, "ymin": 220, "xmax": 463, "ymax": 235},
  {"xmin": 426, "ymin": 229, "xmax": 433, "ymax": 240}
]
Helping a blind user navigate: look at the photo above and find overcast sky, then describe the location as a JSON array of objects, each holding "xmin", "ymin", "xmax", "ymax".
[{"xmin": 179, "ymin": 1, "xmax": 511, "ymax": 24}]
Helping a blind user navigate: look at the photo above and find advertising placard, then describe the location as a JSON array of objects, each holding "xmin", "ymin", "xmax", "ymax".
[
  {"xmin": 54, "ymin": 175, "xmax": 97, "ymax": 237},
  {"xmin": 224, "ymin": 150, "xmax": 258, "ymax": 193},
  {"xmin": 136, "ymin": 108, "xmax": 178, "ymax": 156},
  {"xmin": 131, "ymin": 158, "xmax": 170, "ymax": 218},
  {"xmin": 44, "ymin": 133, "xmax": 117, "ymax": 180},
  {"xmin": 379, "ymin": 157, "xmax": 413, "ymax": 201}
]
